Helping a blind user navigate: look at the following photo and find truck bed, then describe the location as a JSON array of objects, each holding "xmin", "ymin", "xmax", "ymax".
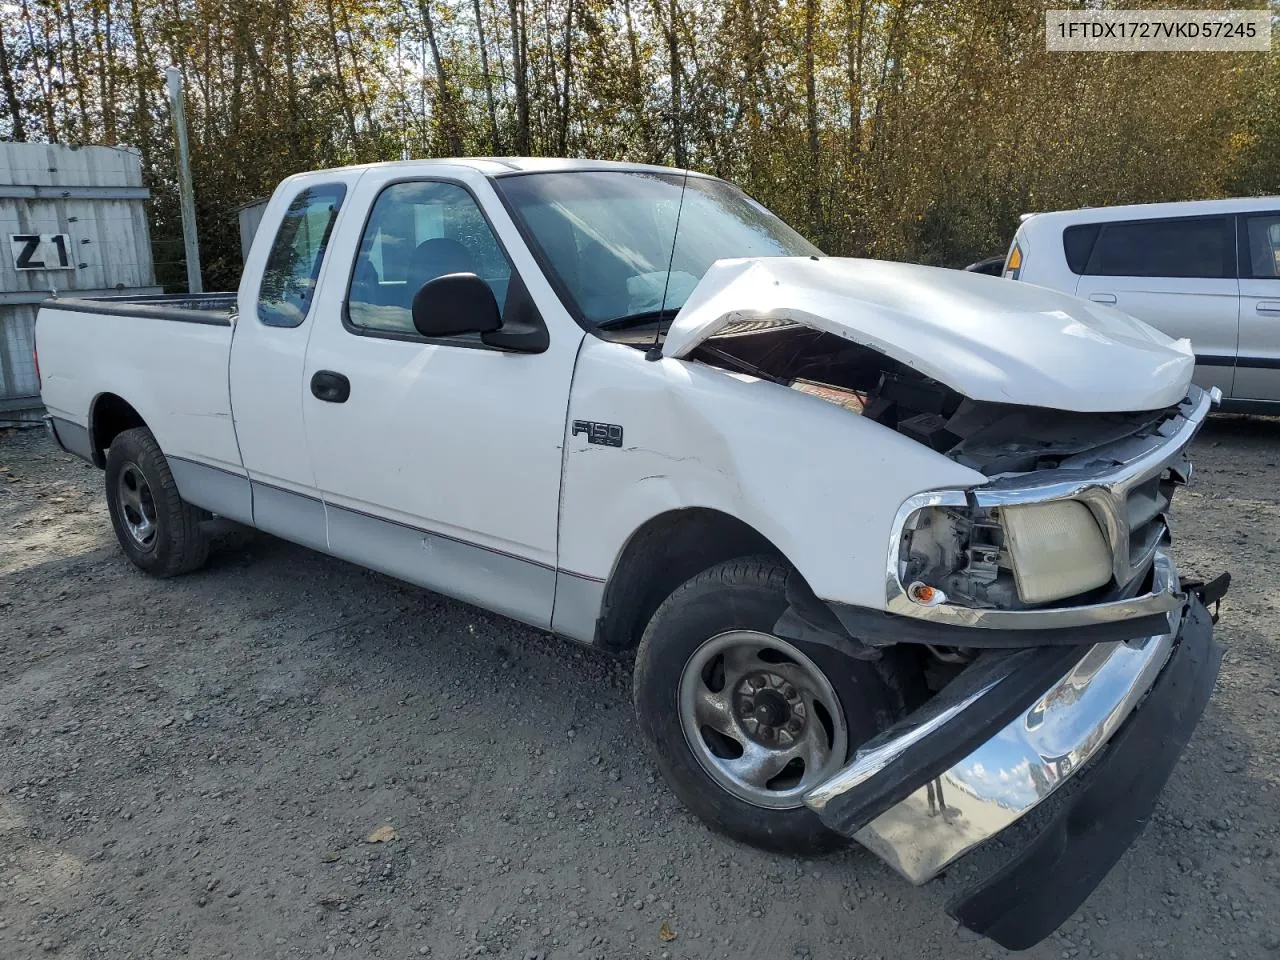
[{"xmin": 37, "ymin": 291, "xmax": 244, "ymax": 473}]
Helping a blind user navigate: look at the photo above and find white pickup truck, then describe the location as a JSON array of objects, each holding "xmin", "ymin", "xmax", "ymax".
[{"xmin": 36, "ymin": 158, "xmax": 1229, "ymax": 949}]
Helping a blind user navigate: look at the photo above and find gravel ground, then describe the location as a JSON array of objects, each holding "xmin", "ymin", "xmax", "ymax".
[{"xmin": 2, "ymin": 421, "xmax": 1279, "ymax": 960}]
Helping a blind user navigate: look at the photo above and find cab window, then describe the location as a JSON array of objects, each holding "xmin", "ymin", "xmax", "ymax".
[
  {"xmin": 257, "ymin": 183, "xmax": 346, "ymax": 327},
  {"xmin": 347, "ymin": 181, "xmax": 512, "ymax": 335}
]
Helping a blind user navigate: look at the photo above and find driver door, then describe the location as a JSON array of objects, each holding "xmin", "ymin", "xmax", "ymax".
[{"xmin": 301, "ymin": 171, "xmax": 582, "ymax": 628}]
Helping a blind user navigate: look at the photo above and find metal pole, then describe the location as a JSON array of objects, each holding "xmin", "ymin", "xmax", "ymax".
[{"xmin": 165, "ymin": 66, "xmax": 203, "ymax": 294}]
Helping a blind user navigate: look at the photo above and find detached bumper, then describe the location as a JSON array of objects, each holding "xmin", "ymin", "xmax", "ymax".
[{"xmin": 803, "ymin": 585, "xmax": 1223, "ymax": 950}]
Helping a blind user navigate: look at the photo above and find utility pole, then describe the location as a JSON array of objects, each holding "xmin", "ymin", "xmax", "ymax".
[{"xmin": 165, "ymin": 67, "xmax": 203, "ymax": 294}]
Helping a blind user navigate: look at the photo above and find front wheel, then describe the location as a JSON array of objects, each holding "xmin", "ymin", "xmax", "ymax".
[
  {"xmin": 104, "ymin": 426, "xmax": 210, "ymax": 578},
  {"xmin": 633, "ymin": 557, "xmax": 899, "ymax": 855}
]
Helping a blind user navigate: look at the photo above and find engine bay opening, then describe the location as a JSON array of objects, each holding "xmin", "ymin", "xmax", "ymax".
[{"xmin": 674, "ymin": 320, "xmax": 1180, "ymax": 476}]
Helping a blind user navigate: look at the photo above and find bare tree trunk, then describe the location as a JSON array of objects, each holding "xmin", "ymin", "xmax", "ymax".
[
  {"xmin": 338, "ymin": 1, "xmax": 378, "ymax": 138},
  {"xmin": 624, "ymin": 0, "xmax": 659, "ymax": 162},
  {"xmin": 508, "ymin": 0, "xmax": 529, "ymax": 153},
  {"xmin": 420, "ymin": 0, "xmax": 464, "ymax": 155},
  {"xmin": 804, "ymin": 0, "xmax": 820, "ymax": 234},
  {"xmin": 280, "ymin": 0, "xmax": 303, "ymax": 162},
  {"xmin": 623, "ymin": 0, "xmax": 643, "ymax": 90},
  {"xmin": 666, "ymin": 0, "xmax": 685, "ymax": 167},
  {"xmin": 20, "ymin": 0, "xmax": 56, "ymax": 138},
  {"xmin": 229, "ymin": 24, "xmax": 245, "ymax": 140},
  {"xmin": 558, "ymin": 0, "xmax": 574, "ymax": 155},
  {"xmin": 102, "ymin": 0, "xmax": 117, "ymax": 140},
  {"xmin": 472, "ymin": 0, "xmax": 501, "ymax": 152},
  {"xmin": 869, "ymin": 0, "xmax": 912, "ymax": 157},
  {"xmin": 845, "ymin": 0, "xmax": 867, "ymax": 156},
  {"xmin": 59, "ymin": 0, "xmax": 92, "ymax": 139},
  {"xmin": 127, "ymin": 0, "xmax": 150, "ymax": 170},
  {"xmin": 541, "ymin": 0, "xmax": 558, "ymax": 149},
  {"xmin": 324, "ymin": 0, "xmax": 360, "ymax": 147},
  {"xmin": 0, "ymin": 31, "xmax": 25, "ymax": 140}
]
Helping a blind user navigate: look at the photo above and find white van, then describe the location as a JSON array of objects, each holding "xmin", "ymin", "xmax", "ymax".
[{"xmin": 1006, "ymin": 198, "xmax": 1280, "ymax": 411}]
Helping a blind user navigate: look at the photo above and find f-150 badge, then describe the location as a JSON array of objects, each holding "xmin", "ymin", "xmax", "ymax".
[{"xmin": 572, "ymin": 420, "xmax": 623, "ymax": 447}]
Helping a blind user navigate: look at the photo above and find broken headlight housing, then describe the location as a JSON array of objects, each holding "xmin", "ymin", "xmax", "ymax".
[{"xmin": 892, "ymin": 496, "xmax": 1117, "ymax": 611}]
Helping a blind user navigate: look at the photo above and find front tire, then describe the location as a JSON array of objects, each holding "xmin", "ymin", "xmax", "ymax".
[
  {"xmin": 105, "ymin": 427, "xmax": 210, "ymax": 577},
  {"xmin": 633, "ymin": 557, "xmax": 898, "ymax": 854}
]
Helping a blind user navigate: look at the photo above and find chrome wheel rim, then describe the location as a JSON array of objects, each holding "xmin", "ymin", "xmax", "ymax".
[
  {"xmin": 678, "ymin": 630, "xmax": 848, "ymax": 810},
  {"xmin": 116, "ymin": 463, "xmax": 158, "ymax": 548}
]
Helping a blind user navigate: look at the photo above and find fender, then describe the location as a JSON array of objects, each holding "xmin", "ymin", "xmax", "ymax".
[{"xmin": 556, "ymin": 338, "xmax": 985, "ymax": 616}]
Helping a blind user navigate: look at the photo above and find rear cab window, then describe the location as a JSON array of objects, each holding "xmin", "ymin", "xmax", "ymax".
[{"xmin": 258, "ymin": 183, "xmax": 347, "ymax": 327}]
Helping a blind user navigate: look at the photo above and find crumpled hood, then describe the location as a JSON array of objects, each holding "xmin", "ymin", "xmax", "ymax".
[{"xmin": 663, "ymin": 257, "xmax": 1195, "ymax": 412}]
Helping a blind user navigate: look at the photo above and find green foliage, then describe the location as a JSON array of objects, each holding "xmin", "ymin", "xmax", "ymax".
[{"xmin": 1, "ymin": 0, "xmax": 1277, "ymax": 288}]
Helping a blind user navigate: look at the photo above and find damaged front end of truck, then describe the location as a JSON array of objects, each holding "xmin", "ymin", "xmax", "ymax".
[{"xmin": 662, "ymin": 256, "xmax": 1231, "ymax": 950}]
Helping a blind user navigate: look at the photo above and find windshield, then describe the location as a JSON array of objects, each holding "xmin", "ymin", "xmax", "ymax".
[{"xmin": 495, "ymin": 171, "xmax": 822, "ymax": 326}]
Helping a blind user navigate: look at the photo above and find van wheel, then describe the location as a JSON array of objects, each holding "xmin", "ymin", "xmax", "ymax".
[
  {"xmin": 633, "ymin": 557, "xmax": 898, "ymax": 855},
  {"xmin": 105, "ymin": 427, "xmax": 210, "ymax": 577}
]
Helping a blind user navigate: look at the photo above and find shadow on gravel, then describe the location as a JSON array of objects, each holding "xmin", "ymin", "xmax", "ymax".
[{"xmin": 1199, "ymin": 412, "xmax": 1280, "ymax": 445}]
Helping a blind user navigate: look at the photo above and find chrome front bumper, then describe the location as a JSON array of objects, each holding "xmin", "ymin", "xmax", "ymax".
[{"xmin": 805, "ymin": 553, "xmax": 1190, "ymax": 884}]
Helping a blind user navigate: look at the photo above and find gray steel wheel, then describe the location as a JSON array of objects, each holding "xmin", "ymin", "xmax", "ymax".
[
  {"xmin": 116, "ymin": 461, "xmax": 158, "ymax": 548},
  {"xmin": 678, "ymin": 629, "xmax": 849, "ymax": 810}
]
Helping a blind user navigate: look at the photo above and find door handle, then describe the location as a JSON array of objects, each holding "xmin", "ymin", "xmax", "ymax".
[
  {"xmin": 1088, "ymin": 293, "xmax": 1117, "ymax": 304},
  {"xmin": 310, "ymin": 370, "xmax": 351, "ymax": 403},
  {"xmin": 1256, "ymin": 301, "xmax": 1280, "ymax": 315}
]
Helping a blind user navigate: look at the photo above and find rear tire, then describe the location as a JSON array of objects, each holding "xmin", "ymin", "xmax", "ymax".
[
  {"xmin": 105, "ymin": 426, "xmax": 210, "ymax": 577},
  {"xmin": 633, "ymin": 557, "xmax": 899, "ymax": 855}
]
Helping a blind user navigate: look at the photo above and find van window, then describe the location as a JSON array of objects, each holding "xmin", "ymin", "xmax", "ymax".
[
  {"xmin": 1242, "ymin": 214, "xmax": 1280, "ymax": 279},
  {"xmin": 1062, "ymin": 224, "xmax": 1099, "ymax": 275},
  {"xmin": 257, "ymin": 183, "xmax": 347, "ymax": 327},
  {"xmin": 1084, "ymin": 217, "xmax": 1233, "ymax": 279}
]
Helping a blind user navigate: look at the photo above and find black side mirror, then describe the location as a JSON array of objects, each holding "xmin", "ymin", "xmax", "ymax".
[{"xmin": 411, "ymin": 273, "xmax": 502, "ymax": 338}]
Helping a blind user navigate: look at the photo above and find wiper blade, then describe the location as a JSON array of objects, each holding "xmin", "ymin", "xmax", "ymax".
[{"xmin": 596, "ymin": 307, "xmax": 679, "ymax": 330}]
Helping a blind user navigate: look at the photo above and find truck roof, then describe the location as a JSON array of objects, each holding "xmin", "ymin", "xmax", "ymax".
[{"xmin": 337, "ymin": 156, "xmax": 718, "ymax": 179}]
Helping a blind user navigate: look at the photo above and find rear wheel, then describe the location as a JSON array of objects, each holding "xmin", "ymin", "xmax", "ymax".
[
  {"xmin": 105, "ymin": 427, "xmax": 210, "ymax": 577},
  {"xmin": 633, "ymin": 557, "xmax": 899, "ymax": 854}
]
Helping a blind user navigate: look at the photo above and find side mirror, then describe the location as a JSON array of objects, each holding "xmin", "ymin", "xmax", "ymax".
[{"xmin": 411, "ymin": 273, "xmax": 502, "ymax": 338}]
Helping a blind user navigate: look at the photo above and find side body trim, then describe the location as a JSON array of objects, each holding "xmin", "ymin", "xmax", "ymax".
[
  {"xmin": 45, "ymin": 415, "xmax": 94, "ymax": 464},
  {"xmin": 1194, "ymin": 353, "xmax": 1236, "ymax": 367},
  {"xmin": 160, "ymin": 466, "xmax": 604, "ymax": 641},
  {"xmin": 1234, "ymin": 355, "xmax": 1280, "ymax": 370},
  {"xmin": 250, "ymin": 481, "xmax": 328, "ymax": 552},
  {"xmin": 1219, "ymin": 396, "xmax": 1280, "ymax": 415},
  {"xmin": 167, "ymin": 456, "xmax": 254, "ymax": 526},
  {"xmin": 551, "ymin": 570, "xmax": 607, "ymax": 644},
  {"xmin": 325, "ymin": 503, "xmax": 556, "ymax": 630}
]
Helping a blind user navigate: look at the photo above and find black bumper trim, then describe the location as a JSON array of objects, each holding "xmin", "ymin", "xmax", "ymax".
[
  {"xmin": 829, "ymin": 599, "xmax": 1173, "ymax": 649},
  {"xmin": 946, "ymin": 596, "xmax": 1221, "ymax": 950}
]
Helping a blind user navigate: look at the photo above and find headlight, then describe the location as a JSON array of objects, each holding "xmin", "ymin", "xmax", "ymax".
[{"xmin": 1000, "ymin": 501, "xmax": 1111, "ymax": 604}]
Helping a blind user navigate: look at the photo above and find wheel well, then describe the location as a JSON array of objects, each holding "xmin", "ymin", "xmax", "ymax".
[
  {"xmin": 595, "ymin": 509, "xmax": 785, "ymax": 653},
  {"xmin": 89, "ymin": 393, "xmax": 146, "ymax": 467}
]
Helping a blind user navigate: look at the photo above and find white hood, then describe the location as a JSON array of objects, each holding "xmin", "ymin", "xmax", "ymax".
[{"xmin": 662, "ymin": 258, "xmax": 1194, "ymax": 412}]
